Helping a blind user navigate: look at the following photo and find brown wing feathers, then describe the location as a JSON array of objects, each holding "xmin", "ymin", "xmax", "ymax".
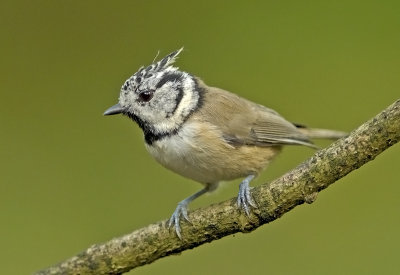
[{"xmin": 198, "ymin": 84, "xmax": 316, "ymax": 148}]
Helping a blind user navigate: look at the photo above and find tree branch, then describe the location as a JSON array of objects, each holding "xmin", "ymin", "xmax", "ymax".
[{"xmin": 36, "ymin": 99, "xmax": 400, "ymax": 275}]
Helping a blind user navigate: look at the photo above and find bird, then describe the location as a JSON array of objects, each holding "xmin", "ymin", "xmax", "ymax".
[{"xmin": 104, "ymin": 48, "xmax": 346, "ymax": 238}]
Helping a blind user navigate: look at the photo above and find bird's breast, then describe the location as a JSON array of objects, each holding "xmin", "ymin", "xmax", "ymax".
[{"xmin": 144, "ymin": 121, "xmax": 280, "ymax": 184}]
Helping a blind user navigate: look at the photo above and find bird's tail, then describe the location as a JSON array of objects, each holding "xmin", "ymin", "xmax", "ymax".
[{"xmin": 296, "ymin": 126, "xmax": 348, "ymax": 140}]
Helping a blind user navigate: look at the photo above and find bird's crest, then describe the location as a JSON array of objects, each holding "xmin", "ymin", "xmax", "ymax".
[{"xmin": 122, "ymin": 48, "xmax": 184, "ymax": 92}]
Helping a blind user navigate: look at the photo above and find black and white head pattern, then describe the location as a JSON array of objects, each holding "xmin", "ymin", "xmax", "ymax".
[{"xmin": 118, "ymin": 48, "xmax": 202, "ymax": 143}]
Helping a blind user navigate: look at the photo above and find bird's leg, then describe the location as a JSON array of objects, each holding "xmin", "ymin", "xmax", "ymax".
[
  {"xmin": 168, "ymin": 185, "xmax": 214, "ymax": 239},
  {"xmin": 237, "ymin": 174, "xmax": 257, "ymax": 215}
]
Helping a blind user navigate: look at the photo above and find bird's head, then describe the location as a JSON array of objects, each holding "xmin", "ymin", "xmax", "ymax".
[{"xmin": 104, "ymin": 48, "xmax": 202, "ymax": 142}]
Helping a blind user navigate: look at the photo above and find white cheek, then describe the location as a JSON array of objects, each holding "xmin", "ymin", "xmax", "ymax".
[
  {"xmin": 152, "ymin": 77, "xmax": 198, "ymax": 133},
  {"xmin": 141, "ymin": 106, "xmax": 164, "ymax": 124}
]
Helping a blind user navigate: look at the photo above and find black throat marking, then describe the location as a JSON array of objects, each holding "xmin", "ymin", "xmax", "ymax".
[{"xmin": 125, "ymin": 77, "xmax": 204, "ymax": 145}]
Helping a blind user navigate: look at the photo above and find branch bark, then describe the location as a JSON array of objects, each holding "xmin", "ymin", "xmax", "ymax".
[{"xmin": 36, "ymin": 99, "xmax": 400, "ymax": 275}]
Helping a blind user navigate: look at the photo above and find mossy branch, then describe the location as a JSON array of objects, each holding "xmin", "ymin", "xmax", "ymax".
[{"xmin": 36, "ymin": 99, "xmax": 400, "ymax": 275}]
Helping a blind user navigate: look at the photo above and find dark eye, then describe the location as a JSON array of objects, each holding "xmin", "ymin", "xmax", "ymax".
[{"xmin": 138, "ymin": 90, "xmax": 154, "ymax": 102}]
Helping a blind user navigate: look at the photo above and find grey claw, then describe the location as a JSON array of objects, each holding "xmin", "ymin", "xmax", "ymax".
[
  {"xmin": 237, "ymin": 175, "xmax": 257, "ymax": 215},
  {"xmin": 181, "ymin": 205, "xmax": 190, "ymax": 222},
  {"xmin": 167, "ymin": 187, "xmax": 210, "ymax": 238},
  {"xmin": 168, "ymin": 202, "xmax": 190, "ymax": 239}
]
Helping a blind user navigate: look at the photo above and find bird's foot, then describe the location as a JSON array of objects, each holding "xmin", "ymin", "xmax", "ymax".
[
  {"xmin": 237, "ymin": 175, "xmax": 257, "ymax": 215},
  {"xmin": 168, "ymin": 201, "xmax": 190, "ymax": 239},
  {"xmin": 167, "ymin": 187, "xmax": 210, "ymax": 239}
]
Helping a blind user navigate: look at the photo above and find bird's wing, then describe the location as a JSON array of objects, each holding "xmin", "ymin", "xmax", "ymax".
[{"xmin": 198, "ymin": 85, "xmax": 315, "ymax": 148}]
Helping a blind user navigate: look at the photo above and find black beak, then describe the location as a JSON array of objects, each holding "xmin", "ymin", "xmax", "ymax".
[{"xmin": 103, "ymin": 103, "xmax": 125, "ymax": 116}]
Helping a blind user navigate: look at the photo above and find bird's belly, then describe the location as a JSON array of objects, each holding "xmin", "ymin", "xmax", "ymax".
[{"xmin": 145, "ymin": 123, "xmax": 281, "ymax": 184}]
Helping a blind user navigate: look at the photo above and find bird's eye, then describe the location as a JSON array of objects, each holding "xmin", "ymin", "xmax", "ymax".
[{"xmin": 138, "ymin": 90, "xmax": 154, "ymax": 102}]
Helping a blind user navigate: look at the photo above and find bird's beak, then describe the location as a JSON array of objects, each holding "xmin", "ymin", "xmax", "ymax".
[{"xmin": 103, "ymin": 103, "xmax": 125, "ymax": 116}]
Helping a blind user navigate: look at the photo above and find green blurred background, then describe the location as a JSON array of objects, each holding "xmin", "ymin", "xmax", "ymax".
[{"xmin": 1, "ymin": 1, "xmax": 399, "ymax": 274}]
